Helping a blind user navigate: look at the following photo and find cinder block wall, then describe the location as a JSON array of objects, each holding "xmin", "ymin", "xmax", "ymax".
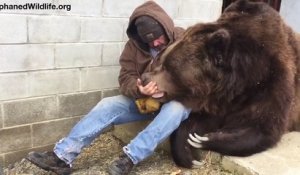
[
  {"xmin": 280, "ymin": 0, "xmax": 300, "ymax": 33},
  {"xmin": 0, "ymin": 0, "xmax": 222, "ymax": 166}
]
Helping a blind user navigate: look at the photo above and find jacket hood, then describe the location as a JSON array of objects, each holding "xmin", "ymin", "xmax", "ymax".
[{"xmin": 126, "ymin": 1, "xmax": 175, "ymax": 52}]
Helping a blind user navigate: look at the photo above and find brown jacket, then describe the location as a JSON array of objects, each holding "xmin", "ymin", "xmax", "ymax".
[{"xmin": 118, "ymin": 1, "xmax": 184, "ymax": 98}]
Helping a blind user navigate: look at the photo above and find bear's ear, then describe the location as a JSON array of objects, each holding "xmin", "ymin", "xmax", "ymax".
[
  {"xmin": 206, "ymin": 29, "xmax": 231, "ymax": 67},
  {"xmin": 224, "ymin": 0, "xmax": 262, "ymax": 14}
]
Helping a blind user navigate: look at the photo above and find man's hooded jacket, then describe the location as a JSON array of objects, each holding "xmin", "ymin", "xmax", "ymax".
[{"xmin": 118, "ymin": 1, "xmax": 184, "ymax": 98}]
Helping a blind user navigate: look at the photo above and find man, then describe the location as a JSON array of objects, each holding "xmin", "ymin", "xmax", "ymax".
[{"xmin": 26, "ymin": 1, "xmax": 190, "ymax": 175}]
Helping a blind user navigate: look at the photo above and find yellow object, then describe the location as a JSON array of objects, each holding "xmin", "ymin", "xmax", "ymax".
[{"xmin": 135, "ymin": 97, "xmax": 161, "ymax": 114}]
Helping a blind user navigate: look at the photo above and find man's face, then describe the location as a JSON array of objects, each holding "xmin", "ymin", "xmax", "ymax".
[{"xmin": 148, "ymin": 35, "xmax": 168, "ymax": 51}]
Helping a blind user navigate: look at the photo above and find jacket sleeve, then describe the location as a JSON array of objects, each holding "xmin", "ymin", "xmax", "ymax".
[{"xmin": 118, "ymin": 42, "xmax": 145, "ymax": 99}]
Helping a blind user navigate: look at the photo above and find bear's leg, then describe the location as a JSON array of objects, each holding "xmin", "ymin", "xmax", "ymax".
[
  {"xmin": 170, "ymin": 125, "xmax": 195, "ymax": 168},
  {"xmin": 170, "ymin": 113, "xmax": 220, "ymax": 168},
  {"xmin": 188, "ymin": 127, "xmax": 278, "ymax": 156}
]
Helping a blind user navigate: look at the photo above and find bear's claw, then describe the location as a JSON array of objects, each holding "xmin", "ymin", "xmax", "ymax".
[
  {"xmin": 193, "ymin": 133, "xmax": 209, "ymax": 141},
  {"xmin": 189, "ymin": 133, "xmax": 201, "ymax": 143},
  {"xmin": 187, "ymin": 133, "xmax": 209, "ymax": 148},
  {"xmin": 192, "ymin": 160, "xmax": 204, "ymax": 168},
  {"xmin": 187, "ymin": 138, "xmax": 202, "ymax": 148}
]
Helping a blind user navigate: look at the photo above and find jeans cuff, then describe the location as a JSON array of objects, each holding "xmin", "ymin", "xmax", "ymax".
[
  {"xmin": 53, "ymin": 149, "xmax": 72, "ymax": 167},
  {"xmin": 123, "ymin": 146, "xmax": 138, "ymax": 165}
]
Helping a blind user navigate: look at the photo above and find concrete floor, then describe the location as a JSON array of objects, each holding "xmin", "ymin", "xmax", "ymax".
[{"xmin": 114, "ymin": 122, "xmax": 300, "ymax": 175}]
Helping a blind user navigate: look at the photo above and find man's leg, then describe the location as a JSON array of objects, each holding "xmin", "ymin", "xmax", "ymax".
[
  {"xmin": 54, "ymin": 95, "xmax": 152, "ymax": 164},
  {"xmin": 108, "ymin": 100, "xmax": 191, "ymax": 174},
  {"xmin": 27, "ymin": 95, "xmax": 152, "ymax": 174}
]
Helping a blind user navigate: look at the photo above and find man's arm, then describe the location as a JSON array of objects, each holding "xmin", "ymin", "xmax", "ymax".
[
  {"xmin": 118, "ymin": 41, "xmax": 146, "ymax": 98},
  {"xmin": 119, "ymin": 41, "xmax": 160, "ymax": 99}
]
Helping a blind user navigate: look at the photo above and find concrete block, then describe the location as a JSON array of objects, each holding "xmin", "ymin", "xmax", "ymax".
[
  {"xmin": 174, "ymin": 19, "xmax": 200, "ymax": 29},
  {"xmin": 178, "ymin": 0, "xmax": 222, "ymax": 22},
  {"xmin": 55, "ymin": 43, "xmax": 102, "ymax": 68},
  {"xmin": 0, "ymin": 44, "xmax": 54, "ymax": 73},
  {"xmin": 103, "ymin": 0, "xmax": 144, "ymax": 17},
  {"xmin": 28, "ymin": 16, "xmax": 80, "ymax": 43},
  {"xmin": 280, "ymin": 0, "xmax": 300, "ymax": 33},
  {"xmin": 58, "ymin": 91, "xmax": 102, "ymax": 118},
  {"xmin": 3, "ymin": 96, "xmax": 58, "ymax": 127},
  {"xmin": 32, "ymin": 117, "xmax": 80, "ymax": 147},
  {"xmin": 102, "ymin": 43, "xmax": 122, "ymax": 66},
  {"xmin": 102, "ymin": 89, "xmax": 120, "ymax": 98},
  {"xmin": 81, "ymin": 66, "xmax": 120, "ymax": 91},
  {"xmin": 0, "ymin": 15, "xmax": 27, "ymax": 43},
  {"xmin": 113, "ymin": 121, "xmax": 170, "ymax": 152},
  {"xmin": 113, "ymin": 121, "xmax": 150, "ymax": 144},
  {"xmin": 222, "ymin": 132, "xmax": 300, "ymax": 175},
  {"xmin": 29, "ymin": 144, "xmax": 54, "ymax": 153},
  {"xmin": 122, "ymin": 22, "xmax": 129, "ymax": 41},
  {"xmin": 0, "ymin": 106, "xmax": 2, "ymax": 129},
  {"xmin": 55, "ymin": 0, "xmax": 102, "ymax": 16},
  {"xmin": 0, "ymin": 126, "xmax": 31, "ymax": 154},
  {"xmin": 29, "ymin": 69, "xmax": 80, "ymax": 96},
  {"xmin": 153, "ymin": 0, "xmax": 180, "ymax": 18},
  {"xmin": 222, "ymin": 157, "xmax": 257, "ymax": 175},
  {"xmin": 0, "ymin": 73, "xmax": 28, "ymax": 101},
  {"xmin": 81, "ymin": 18, "xmax": 126, "ymax": 42},
  {"xmin": 3, "ymin": 144, "xmax": 54, "ymax": 167},
  {"xmin": 0, "ymin": 155, "xmax": 3, "ymax": 170}
]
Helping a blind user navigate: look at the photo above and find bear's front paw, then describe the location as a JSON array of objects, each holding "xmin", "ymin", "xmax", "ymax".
[{"xmin": 187, "ymin": 133, "xmax": 209, "ymax": 148}]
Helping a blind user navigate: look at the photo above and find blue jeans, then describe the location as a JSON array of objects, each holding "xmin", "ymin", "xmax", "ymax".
[{"xmin": 54, "ymin": 95, "xmax": 191, "ymax": 165}]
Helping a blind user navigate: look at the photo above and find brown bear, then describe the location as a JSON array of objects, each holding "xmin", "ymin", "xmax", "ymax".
[{"xmin": 142, "ymin": 0, "xmax": 300, "ymax": 168}]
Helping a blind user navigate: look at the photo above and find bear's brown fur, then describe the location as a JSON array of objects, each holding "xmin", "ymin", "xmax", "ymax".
[{"xmin": 142, "ymin": 0, "xmax": 300, "ymax": 168}]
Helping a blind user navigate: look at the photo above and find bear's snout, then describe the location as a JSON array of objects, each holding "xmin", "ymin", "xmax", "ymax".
[{"xmin": 141, "ymin": 72, "xmax": 152, "ymax": 86}]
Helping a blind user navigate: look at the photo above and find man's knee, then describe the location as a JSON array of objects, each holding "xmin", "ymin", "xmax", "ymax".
[
  {"xmin": 163, "ymin": 101, "xmax": 187, "ymax": 111},
  {"xmin": 166, "ymin": 100, "xmax": 184, "ymax": 107},
  {"xmin": 161, "ymin": 101, "xmax": 191, "ymax": 120}
]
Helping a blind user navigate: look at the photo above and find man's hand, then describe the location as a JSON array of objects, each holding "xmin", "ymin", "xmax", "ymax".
[{"xmin": 137, "ymin": 78, "xmax": 158, "ymax": 96}]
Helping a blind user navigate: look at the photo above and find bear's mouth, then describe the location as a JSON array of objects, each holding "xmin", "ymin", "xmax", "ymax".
[{"xmin": 152, "ymin": 91, "xmax": 165, "ymax": 99}]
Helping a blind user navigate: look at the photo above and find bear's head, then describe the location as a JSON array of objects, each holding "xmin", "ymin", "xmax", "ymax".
[{"xmin": 142, "ymin": 0, "xmax": 296, "ymax": 113}]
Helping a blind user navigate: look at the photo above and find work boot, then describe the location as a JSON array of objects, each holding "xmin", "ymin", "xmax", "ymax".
[
  {"xmin": 26, "ymin": 151, "xmax": 71, "ymax": 175},
  {"xmin": 108, "ymin": 153, "xmax": 134, "ymax": 175}
]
